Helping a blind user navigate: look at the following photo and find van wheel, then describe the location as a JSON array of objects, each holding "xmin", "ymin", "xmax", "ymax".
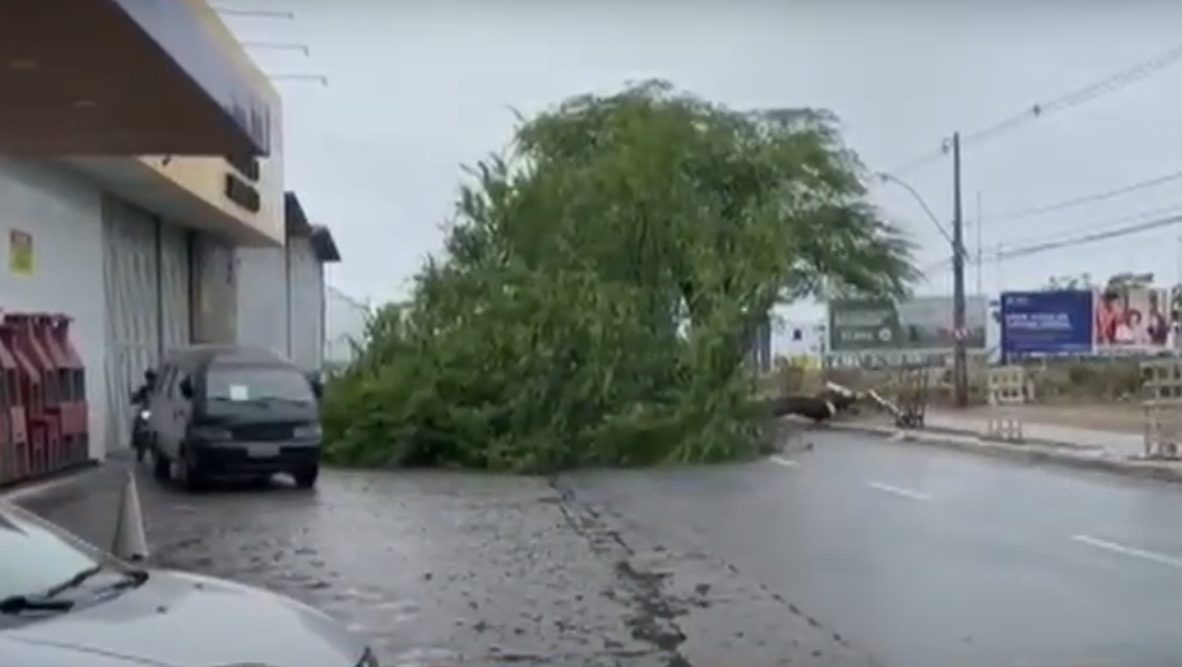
[
  {"xmin": 294, "ymin": 465, "xmax": 319, "ymax": 489},
  {"xmin": 152, "ymin": 448, "xmax": 171, "ymax": 481},
  {"xmin": 174, "ymin": 448, "xmax": 205, "ymax": 492}
]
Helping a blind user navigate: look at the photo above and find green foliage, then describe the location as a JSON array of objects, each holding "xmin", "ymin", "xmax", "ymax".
[{"xmin": 323, "ymin": 81, "xmax": 915, "ymax": 473}]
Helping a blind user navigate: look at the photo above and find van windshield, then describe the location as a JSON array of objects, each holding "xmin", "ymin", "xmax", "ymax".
[{"xmin": 205, "ymin": 364, "xmax": 315, "ymax": 405}]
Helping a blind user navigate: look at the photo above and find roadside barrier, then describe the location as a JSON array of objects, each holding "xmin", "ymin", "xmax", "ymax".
[{"xmin": 985, "ymin": 365, "xmax": 1026, "ymax": 442}]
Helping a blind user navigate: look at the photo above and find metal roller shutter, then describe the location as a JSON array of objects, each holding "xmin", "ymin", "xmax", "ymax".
[
  {"xmin": 159, "ymin": 222, "xmax": 191, "ymax": 354},
  {"xmin": 102, "ymin": 197, "xmax": 192, "ymax": 452}
]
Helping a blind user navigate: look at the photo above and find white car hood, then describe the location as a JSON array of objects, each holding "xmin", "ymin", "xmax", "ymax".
[{"xmin": 1, "ymin": 569, "xmax": 365, "ymax": 667}]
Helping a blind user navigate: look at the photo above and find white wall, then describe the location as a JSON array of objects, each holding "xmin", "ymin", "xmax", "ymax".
[
  {"xmin": 287, "ymin": 237, "xmax": 324, "ymax": 372},
  {"xmin": 0, "ymin": 160, "xmax": 107, "ymax": 458},
  {"xmin": 235, "ymin": 245, "xmax": 288, "ymax": 356},
  {"xmin": 771, "ymin": 318, "xmax": 826, "ymax": 361}
]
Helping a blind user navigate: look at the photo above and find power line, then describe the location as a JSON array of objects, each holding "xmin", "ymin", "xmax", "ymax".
[
  {"xmin": 961, "ymin": 40, "xmax": 1182, "ymax": 147},
  {"xmin": 879, "ymin": 39, "xmax": 1182, "ymax": 176},
  {"xmin": 992, "ymin": 169, "xmax": 1182, "ymax": 224},
  {"xmin": 927, "ymin": 202, "xmax": 1182, "ymax": 273},
  {"xmin": 994, "ymin": 211, "xmax": 1182, "ymax": 261},
  {"xmin": 1002, "ymin": 201, "xmax": 1182, "ymax": 247}
]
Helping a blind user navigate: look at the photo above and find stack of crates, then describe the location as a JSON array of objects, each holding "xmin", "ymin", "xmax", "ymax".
[
  {"xmin": 46, "ymin": 315, "xmax": 87, "ymax": 465},
  {"xmin": 6, "ymin": 313, "xmax": 59, "ymax": 474},
  {"xmin": 0, "ymin": 321, "xmax": 29, "ymax": 483},
  {"xmin": 0, "ymin": 311, "xmax": 89, "ymax": 483}
]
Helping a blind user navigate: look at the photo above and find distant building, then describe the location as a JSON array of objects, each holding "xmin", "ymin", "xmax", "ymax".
[
  {"xmin": 325, "ymin": 287, "xmax": 371, "ymax": 368},
  {"xmin": 236, "ymin": 193, "xmax": 341, "ymax": 373},
  {"xmin": 771, "ymin": 318, "xmax": 827, "ymax": 362}
]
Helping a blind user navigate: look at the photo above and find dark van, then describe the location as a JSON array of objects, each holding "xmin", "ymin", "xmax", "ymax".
[{"xmin": 145, "ymin": 345, "xmax": 323, "ymax": 491}]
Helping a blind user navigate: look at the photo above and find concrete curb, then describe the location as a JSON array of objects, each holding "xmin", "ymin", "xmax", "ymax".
[
  {"xmin": 0, "ymin": 460, "xmax": 102, "ymax": 502},
  {"xmin": 827, "ymin": 421, "xmax": 1182, "ymax": 486}
]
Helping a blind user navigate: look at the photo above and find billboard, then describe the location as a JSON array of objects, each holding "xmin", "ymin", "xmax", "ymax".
[
  {"xmin": 1094, "ymin": 285, "xmax": 1172, "ymax": 352},
  {"xmin": 828, "ymin": 296, "xmax": 987, "ymax": 353},
  {"xmin": 1000, "ymin": 291, "xmax": 1093, "ymax": 357}
]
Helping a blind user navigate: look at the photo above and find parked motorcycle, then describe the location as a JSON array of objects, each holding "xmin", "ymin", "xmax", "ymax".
[
  {"xmin": 130, "ymin": 405, "xmax": 152, "ymax": 462},
  {"xmin": 129, "ymin": 369, "xmax": 157, "ymax": 462}
]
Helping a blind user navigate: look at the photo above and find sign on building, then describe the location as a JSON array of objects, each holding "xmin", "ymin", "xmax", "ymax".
[{"xmin": 8, "ymin": 229, "xmax": 32, "ymax": 276}]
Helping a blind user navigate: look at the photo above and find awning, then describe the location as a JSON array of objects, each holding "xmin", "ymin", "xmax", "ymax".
[{"xmin": 0, "ymin": 0, "xmax": 276, "ymax": 156}]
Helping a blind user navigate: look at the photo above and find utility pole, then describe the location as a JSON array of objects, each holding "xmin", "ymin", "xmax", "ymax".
[
  {"xmin": 975, "ymin": 190, "xmax": 983, "ymax": 296},
  {"xmin": 952, "ymin": 132, "xmax": 968, "ymax": 408}
]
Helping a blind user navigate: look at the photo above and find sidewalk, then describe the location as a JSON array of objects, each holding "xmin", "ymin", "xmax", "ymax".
[
  {"xmin": 832, "ymin": 403, "xmax": 1182, "ymax": 484},
  {"xmin": 3, "ymin": 454, "xmax": 133, "ymax": 548},
  {"xmin": 924, "ymin": 408, "xmax": 1146, "ymax": 457}
]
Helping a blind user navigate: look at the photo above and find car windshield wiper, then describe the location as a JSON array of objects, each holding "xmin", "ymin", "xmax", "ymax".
[
  {"xmin": 114, "ymin": 569, "xmax": 150, "ymax": 589},
  {"xmin": 45, "ymin": 565, "xmax": 104, "ymax": 597},
  {"xmin": 43, "ymin": 565, "xmax": 149, "ymax": 602},
  {"xmin": 0, "ymin": 595, "xmax": 74, "ymax": 615}
]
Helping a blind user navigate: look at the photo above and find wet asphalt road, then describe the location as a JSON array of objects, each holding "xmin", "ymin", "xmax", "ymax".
[
  {"xmin": 17, "ymin": 429, "xmax": 1182, "ymax": 667},
  {"xmin": 20, "ymin": 456, "xmax": 867, "ymax": 667},
  {"xmin": 566, "ymin": 431, "xmax": 1182, "ymax": 667}
]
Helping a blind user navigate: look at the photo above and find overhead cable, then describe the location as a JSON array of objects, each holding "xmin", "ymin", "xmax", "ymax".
[
  {"xmin": 991, "ymin": 168, "xmax": 1182, "ymax": 224},
  {"xmin": 880, "ymin": 39, "xmax": 1182, "ymax": 176}
]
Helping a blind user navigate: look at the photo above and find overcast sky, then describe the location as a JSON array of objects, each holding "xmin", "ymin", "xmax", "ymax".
[{"xmin": 224, "ymin": 0, "xmax": 1182, "ymax": 316}]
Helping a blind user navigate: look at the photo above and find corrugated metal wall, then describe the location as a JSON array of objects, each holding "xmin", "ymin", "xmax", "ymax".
[
  {"xmin": 102, "ymin": 197, "xmax": 159, "ymax": 453},
  {"xmin": 159, "ymin": 223, "xmax": 191, "ymax": 353},
  {"xmin": 102, "ymin": 197, "xmax": 202, "ymax": 452}
]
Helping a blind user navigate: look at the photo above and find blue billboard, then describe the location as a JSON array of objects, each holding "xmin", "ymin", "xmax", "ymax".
[{"xmin": 1001, "ymin": 291, "xmax": 1094, "ymax": 357}]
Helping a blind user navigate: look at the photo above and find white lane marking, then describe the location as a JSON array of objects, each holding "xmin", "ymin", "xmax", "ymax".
[
  {"xmin": 769, "ymin": 456, "xmax": 798, "ymax": 468},
  {"xmin": 866, "ymin": 481, "xmax": 932, "ymax": 502},
  {"xmin": 1072, "ymin": 534, "xmax": 1182, "ymax": 570}
]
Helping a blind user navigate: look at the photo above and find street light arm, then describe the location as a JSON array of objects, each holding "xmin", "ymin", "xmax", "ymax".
[{"xmin": 876, "ymin": 172, "xmax": 956, "ymax": 250}]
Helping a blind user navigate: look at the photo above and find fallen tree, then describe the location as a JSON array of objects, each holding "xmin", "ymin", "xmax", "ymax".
[{"xmin": 323, "ymin": 81, "xmax": 916, "ymax": 472}]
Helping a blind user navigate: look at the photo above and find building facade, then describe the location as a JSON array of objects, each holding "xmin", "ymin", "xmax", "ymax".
[
  {"xmin": 237, "ymin": 194, "xmax": 341, "ymax": 373},
  {"xmin": 0, "ymin": 0, "xmax": 335, "ymax": 467}
]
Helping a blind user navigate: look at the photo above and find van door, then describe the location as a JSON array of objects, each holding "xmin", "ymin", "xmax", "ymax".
[
  {"xmin": 174, "ymin": 368, "xmax": 197, "ymax": 451},
  {"xmin": 157, "ymin": 366, "xmax": 187, "ymax": 459},
  {"xmin": 147, "ymin": 365, "xmax": 173, "ymax": 453}
]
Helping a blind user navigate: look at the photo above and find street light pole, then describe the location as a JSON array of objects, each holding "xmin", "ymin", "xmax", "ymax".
[
  {"xmin": 876, "ymin": 163, "xmax": 968, "ymax": 407},
  {"xmin": 951, "ymin": 132, "xmax": 968, "ymax": 408}
]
